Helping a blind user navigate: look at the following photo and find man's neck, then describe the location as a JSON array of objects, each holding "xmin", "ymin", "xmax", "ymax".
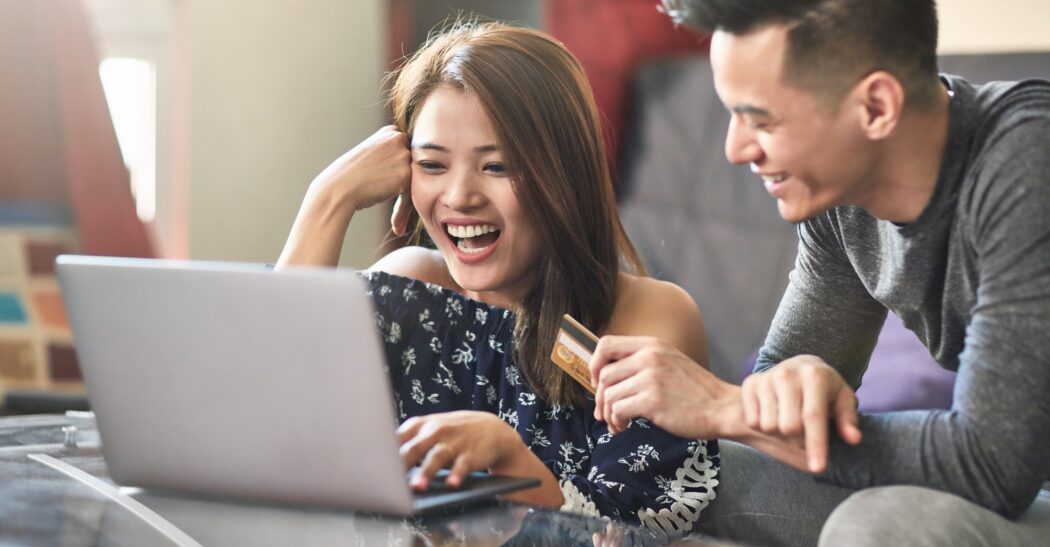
[{"xmin": 860, "ymin": 87, "xmax": 952, "ymax": 224}]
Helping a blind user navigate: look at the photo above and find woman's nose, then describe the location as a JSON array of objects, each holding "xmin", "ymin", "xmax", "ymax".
[{"xmin": 441, "ymin": 169, "xmax": 485, "ymax": 210}]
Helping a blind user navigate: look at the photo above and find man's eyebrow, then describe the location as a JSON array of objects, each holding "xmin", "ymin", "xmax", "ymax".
[
  {"xmin": 732, "ymin": 104, "xmax": 772, "ymax": 117},
  {"xmin": 412, "ymin": 142, "xmax": 500, "ymax": 154}
]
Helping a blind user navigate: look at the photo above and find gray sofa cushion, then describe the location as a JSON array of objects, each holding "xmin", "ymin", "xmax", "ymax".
[{"xmin": 618, "ymin": 56, "xmax": 797, "ymax": 381}]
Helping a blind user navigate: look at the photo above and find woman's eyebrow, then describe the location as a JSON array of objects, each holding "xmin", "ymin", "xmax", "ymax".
[
  {"xmin": 412, "ymin": 142, "xmax": 448, "ymax": 152},
  {"xmin": 412, "ymin": 142, "xmax": 500, "ymax": 154}
]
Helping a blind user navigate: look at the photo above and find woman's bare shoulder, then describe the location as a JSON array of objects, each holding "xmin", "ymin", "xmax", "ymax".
[
  {"xmin": 607, "ymin": 273, "xmax": 709, "ymax": 366},
  {"xmin": 367, "ymin": 246, "xmax": 461, "ymax": 291}
]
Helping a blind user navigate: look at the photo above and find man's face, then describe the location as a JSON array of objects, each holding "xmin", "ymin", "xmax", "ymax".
[{"xmin": 709, "ymin": 25, "xmax": 876, "ymax": 223}]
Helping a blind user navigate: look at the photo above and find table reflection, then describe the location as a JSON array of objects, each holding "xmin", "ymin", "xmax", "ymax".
[{"xmin": 1, "ymin": 414, "xmax": 723, "ymax": 546}]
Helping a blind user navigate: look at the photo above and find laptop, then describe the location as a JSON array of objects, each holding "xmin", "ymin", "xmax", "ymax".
[{"xmin": 55, "ymin": 255, "xmax": 539, "ymax": 516}]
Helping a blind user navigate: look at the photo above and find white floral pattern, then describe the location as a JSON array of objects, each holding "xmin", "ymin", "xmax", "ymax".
[
  {"xmin": 618, "ymin": 444, "xmax": 660, "ymax": 473},
  {"xmin": 410, "ymin": 379, "xmax": 439, "ymax": 405},
  {"xmin": 432, "ymin": 362, "xmax": 462, "ymax": 395},
  {"xmin": 504, "ymin": 364, "xmax": 522, "ymax": 386},
  {"xmin": 359, "ymin": 270, "xmax": 718, "ymax": 537},
  {"xmin": 401, "ymin": 347, "xmax": 416, "ymax": 373},
  {"xmin": 451, "ymin": 341, "xmax": 475, "ymax": 366},
  {"xmin": 555, "ymin": 441, "xmax": 588, "ymax": 479},
  {"xmin": 487, "ymin": 335, "xmax": 505, "ymax": 354},
  {"xmin": 418, "ymin": 308, "xmax": 435, "ymax": 333},
  {"xmin": 526, "ymin": 423, "xmax": 551, "ymax": 449},
  {"xmin": 559, "ymin": 480, "xmax": 603, "ymax": 518},
  {"xmin": 638, "ymin": 443, "xmax": 719, "ymax": 537}
]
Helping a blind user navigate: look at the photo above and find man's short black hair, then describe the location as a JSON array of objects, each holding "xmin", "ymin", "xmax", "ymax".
[{"xmin": 661, "ymin": 0, "xmax": 941, "ymax": 108}]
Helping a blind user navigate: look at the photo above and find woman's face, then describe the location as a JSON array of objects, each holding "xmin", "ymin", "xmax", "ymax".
[{"xmin": 410, "ymin": 86, "xmax": 542, "ymax": 309}]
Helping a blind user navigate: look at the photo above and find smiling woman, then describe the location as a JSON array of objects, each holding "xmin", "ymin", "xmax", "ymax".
[
  {"xmin": 406, "ymin": 87, "xmax": 541, "ymax": 311},
  {"xmin": 276, "ymin": 20, "xmax": 718, "ymax": 536}
]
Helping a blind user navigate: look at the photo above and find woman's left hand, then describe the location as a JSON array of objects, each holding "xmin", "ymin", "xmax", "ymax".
[{"xmin": 397, "ymin": 410, "xmax": 523, "ymax": 489}]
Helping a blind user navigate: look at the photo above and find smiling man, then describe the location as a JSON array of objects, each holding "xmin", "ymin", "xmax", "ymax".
[{"xmin": 590, "ymin": 0, "xmax": 1050, "ymax": 544}]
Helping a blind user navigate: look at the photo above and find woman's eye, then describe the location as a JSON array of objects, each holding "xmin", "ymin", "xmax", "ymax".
[
  {"xmin": 483, "ymin": 163, "xmax": 507, "ymax": 175},
  {"xmin": 417, "ymin": 160, "xmax": 445, "ymax": 171}
]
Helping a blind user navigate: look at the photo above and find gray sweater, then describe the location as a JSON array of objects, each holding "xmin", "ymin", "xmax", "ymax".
[{"xmin": 755, "ymin": 75, "xmax": 1050, "ymax": 518}]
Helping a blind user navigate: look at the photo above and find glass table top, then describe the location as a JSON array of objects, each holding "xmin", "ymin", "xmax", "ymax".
[{"xmin": 0, "ymin": 413, "xmax": 724, "ymax": 546}]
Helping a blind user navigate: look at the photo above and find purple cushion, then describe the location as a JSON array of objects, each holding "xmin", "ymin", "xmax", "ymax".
[
  {"xmin": 854, "ymin": 313, "xmax": 955, "ymax": 413},
  {"xmin": 741, "ymin": 313, "xmax": 956, "ymax": 412}
]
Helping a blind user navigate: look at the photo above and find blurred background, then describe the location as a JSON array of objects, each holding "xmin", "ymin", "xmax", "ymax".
[{"xmin": 2, "ymin": 0, "xmax": 1049, "ymax": 412}]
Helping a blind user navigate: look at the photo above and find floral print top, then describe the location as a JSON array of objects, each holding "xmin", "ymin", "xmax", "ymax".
[{"xmin": 361, "ymin": 271, "xmax": 718, "ymax": 537}]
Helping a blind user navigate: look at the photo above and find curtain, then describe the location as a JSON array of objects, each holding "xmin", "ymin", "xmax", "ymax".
[{"xmin": 545, "ymin": 0, "xmax": 709, "ymax": 169}]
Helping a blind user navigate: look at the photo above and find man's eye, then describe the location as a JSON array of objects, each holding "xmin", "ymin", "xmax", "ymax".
[{"xmin": 744, "ymin": 117, "xmax": 772, "ymax": 131}]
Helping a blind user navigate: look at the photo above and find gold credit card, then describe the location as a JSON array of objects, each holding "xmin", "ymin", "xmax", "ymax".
[{"xmin": 550, "ymin": 314, "xmax": 599, "ymax": 395}]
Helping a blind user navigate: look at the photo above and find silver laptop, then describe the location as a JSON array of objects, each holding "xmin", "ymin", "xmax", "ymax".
[{"xmin": 55, "ymin": 255, "xmax": 538, "ymax": 516}]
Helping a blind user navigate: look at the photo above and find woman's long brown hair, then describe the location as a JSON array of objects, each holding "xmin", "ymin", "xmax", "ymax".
[{"xmin": 388, "ymin": 21, "xmax": 645, "ymax": 407}]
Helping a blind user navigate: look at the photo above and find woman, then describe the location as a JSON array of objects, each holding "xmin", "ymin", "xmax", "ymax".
[{"xmin": 277, "ymin": 21, "xmax": 717, "ymax": 536}]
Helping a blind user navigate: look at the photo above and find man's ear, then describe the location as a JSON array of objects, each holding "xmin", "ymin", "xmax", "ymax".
[{"xmin": 852, "ymin": 71, "xmax": 905, "ymax": 141}]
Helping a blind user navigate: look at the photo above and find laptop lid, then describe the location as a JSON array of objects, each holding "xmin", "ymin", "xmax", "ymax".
[{"xmin": 56, "ymin": 255, "xmax": 498, "ymax": 515}]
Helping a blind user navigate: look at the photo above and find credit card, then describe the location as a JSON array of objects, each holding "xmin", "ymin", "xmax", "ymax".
[{"xmin": 550, "ymin": 314, "xmax": 599, "ymax": 395}]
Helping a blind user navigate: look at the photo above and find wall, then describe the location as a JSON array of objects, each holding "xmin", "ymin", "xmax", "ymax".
[
  {"xmin": 137, "ymin": 0, "xmax": 1050, "ymax": 266},
  {"xmin": 938, "ymin": 0, "xmax": 1050, "ymax": 53},
  {"xmin": 182, "ymin": 0, "xmax": 387, "ymax": 267}
]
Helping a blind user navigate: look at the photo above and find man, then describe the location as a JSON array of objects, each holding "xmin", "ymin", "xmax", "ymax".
[{"xmin": 590, "ymin": 0, "xmax": 1050, "ymax": 544}]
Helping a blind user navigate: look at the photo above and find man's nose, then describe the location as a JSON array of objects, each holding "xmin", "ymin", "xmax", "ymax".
[{"xmin": 724, "ymin": 116, "xmax": 763, "ymax": 165}]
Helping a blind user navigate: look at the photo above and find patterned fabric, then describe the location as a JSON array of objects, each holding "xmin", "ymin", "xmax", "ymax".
[{"xmin": 361, "ymin": 270, "xmax": 719, "ymax": 536}]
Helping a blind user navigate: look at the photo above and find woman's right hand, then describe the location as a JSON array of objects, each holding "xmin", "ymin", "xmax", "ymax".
[
  {"xmin": 310, "ymin": 125, "xmax": 412, "ymax": 215},
  {"xmin": 276, "ymin": 125, "xmax": 412, "ymax": 268}
]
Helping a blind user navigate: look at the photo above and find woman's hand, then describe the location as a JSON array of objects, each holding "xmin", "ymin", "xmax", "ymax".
[
  {"xmin": 397, "ymin": 411, "xmax": 565, "ymax": 508},
  {"xmin": 398, "ymin": 411, "xmax": 524, "ymax": 489},
  {"xmin": 310, "ymin": 125, "xmax": 411, "ymax": 214},
  {"xmin": 277, "ymin": 126, "xmax": 411, "ymax": 267}
]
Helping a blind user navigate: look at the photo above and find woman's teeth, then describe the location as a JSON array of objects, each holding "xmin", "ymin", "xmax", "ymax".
[
  {"xmin": 446, "ymin": 223, "xmax": 500, "ymax": 254},
  {"xmin": 446, "ymin": 224, "xmax": 498, "ymax": 238},
  {"xmin": 762, "ymin": 173, "xmax": 788, "ymax": 183}
]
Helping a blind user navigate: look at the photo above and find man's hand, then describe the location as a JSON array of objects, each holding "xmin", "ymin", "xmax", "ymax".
[
  {"xmin": 740, "ymin": 355, "xmax": 863, "ymax": 472},
  {"xmin": 590, "ymin": 335, "xmax": 738, "ymax": 439}
]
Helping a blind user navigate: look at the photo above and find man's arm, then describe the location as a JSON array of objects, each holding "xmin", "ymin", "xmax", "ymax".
[
  {"xmin": 820, "ymin": 117, "xmax": 1050, "ymax": 517},
  {"xmin": 593, "ymin": 111, "xmax": 1050, "ymax": 516},
  {"xmin": 754, "ymin": 212, "xmax": 887, "ymax": 383},
  {"xmin": 589, "ymin": 209, "xmax": 888, "ymax": 472},
  {"xmin": 737, "ymin": 212, "xmax": 887, "ymax": 471}
]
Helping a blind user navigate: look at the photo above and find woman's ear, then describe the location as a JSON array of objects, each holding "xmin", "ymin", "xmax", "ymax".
[
  {"xmin": 854, "ymin": 71, "xmax": 905, "ymax": 141},
  {"xmin": 391, "ymin": 192, "xmax": 416, "ymax": 236}
]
